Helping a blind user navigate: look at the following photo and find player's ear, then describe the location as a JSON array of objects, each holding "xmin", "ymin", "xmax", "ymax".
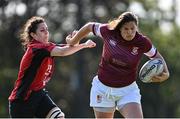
[{"xmin": 30, "ymin": 32, "xmax": 36, "ymax": 39}]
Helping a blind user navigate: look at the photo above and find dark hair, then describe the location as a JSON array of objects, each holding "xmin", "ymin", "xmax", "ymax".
[
  {"xmin": 108, "ymin": 12, "xmax": 138, "ymax": 31},
  {"xmin": 20, "ymin": 16, "xmax": 45, "ymax": 49}
]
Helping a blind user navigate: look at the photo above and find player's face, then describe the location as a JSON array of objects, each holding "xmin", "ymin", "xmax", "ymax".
[
  {"xmin": 34, "ymin": 22, "xmax": 49, "ymax": 43},
  {"xmin": 120, "ymin": 21, "xmax": 137, "ymax": 41}
]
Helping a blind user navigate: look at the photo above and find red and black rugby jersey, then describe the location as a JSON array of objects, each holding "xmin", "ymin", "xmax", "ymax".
[{"xmin": 9, "ymin": 40, "xmax": 56, "ymax": 101}]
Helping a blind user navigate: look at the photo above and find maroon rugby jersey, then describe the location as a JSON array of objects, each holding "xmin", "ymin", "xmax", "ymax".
[
  {"xmin": 92, "ymin": 23, "xmax": 157, "ymax": 87},
  {"xmin": 9, "ymin": 40, "xmax": 56, "ymax": 101}
]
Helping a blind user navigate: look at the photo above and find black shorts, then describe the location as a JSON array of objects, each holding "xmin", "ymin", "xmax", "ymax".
[{"xmin": 9, "ymin": 89, "xmax": 57, "ymax": 118}]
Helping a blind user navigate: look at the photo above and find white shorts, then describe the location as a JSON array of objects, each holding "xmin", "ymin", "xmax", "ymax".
[{"xmin": 90, "ymin": 76, "xmax": 141, "ymax": 111}]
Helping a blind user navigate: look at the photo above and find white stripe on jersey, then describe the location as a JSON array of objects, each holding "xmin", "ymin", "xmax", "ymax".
[
  {"xmin": 144, "ymin": 45, "xmax": 157, "ymax": 57},
  {"xmin": 93, "ymin": 23, "xmax": 103, "ymax": 38}
]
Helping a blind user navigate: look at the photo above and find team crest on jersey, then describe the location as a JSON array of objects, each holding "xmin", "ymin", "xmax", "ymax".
[
  {"xmin": 131, "ymin": 47, "xmax": 139, "ymax": 55},
  {"xmin": 109, "ymin": 40, "xmax": 116, "ymax": 46}
]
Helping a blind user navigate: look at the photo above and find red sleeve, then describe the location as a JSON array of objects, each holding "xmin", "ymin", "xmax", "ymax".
[{"xmin": 46, "ymin": 42, "xmax": 56, "ymax": 52}]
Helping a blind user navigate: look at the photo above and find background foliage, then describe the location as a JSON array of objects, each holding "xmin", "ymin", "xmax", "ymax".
[{"xmin": 0, "ymin": 0, "xmax": 180, "ymax": 117}]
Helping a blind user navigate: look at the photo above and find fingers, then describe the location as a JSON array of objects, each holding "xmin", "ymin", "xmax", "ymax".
[
  {"xmin": 151, "ymin": 77, "xmax": 163, "ymax": 83},
  {"xmin": 71, "ymin": 30, "xmax": 78, "ymax": 37},
  {"xmin": 68, "ymin": 30, "xmax": 78, "ymax": 39},
  {"xmin": 66, "ymin": 36, "xmax": 71, "ymax": 44},
  {"xmin": 151, "ymin": 72, "xmax": 169, "ymax": 83},
  {"xmin": 89, "ymin": 42, "xmax": 96, "ymax": 47},
  {"xmin": 85, "ymin": 39, "xmax": 96, "ymax": 48},
  {"xmin": 66, "ymin": 30, "xmax": 79, "ymax": 45}
]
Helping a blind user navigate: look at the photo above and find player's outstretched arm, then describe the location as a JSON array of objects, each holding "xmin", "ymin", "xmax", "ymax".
[
  {"xmin": 51, "ymin": 39, "xmax": 96, "ymax": 57},
  {"xmin": 66, "ymin": 22, "xmax": 94, "ymax": 46}
]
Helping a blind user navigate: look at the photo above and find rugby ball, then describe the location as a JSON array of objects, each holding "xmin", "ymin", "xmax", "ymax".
[{"xmin": 139, "ymin": 58, "xmax": 164, "ymax": 83}]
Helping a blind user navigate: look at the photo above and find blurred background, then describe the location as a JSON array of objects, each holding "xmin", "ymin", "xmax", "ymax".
[{"xmin": 0, "ymin": 0, "xmax": 180, "ymax": 118}]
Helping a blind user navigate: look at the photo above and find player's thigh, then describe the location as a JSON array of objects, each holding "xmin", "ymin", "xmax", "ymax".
[
  {"xmin": 9, "ymin": 99, "xmax": 35, "ymax": 118},
  {"xmin": 119, "ymin": 102, "xmax": 143, "ymax": 118},
  {"xmin": 35, "ymin": 93, "xmax": 64, "ymax": 118},
  {"xmin": 90, "ymin": 76, "xmax": 116, "ymax": 118},
  {"xmin": 9, "ymin": 90, "xmax": 46, "ymax": 118},
  {"xmin": 93, "ymin": 109, "xmax": 114, "ymax": 118},
  {"xmin": 116, "ymin": 86, "xmax": 143, "ymax": 118},
  {"xmin": 90, "ymin": 76, "xmax": 115, "ymax": 107}
]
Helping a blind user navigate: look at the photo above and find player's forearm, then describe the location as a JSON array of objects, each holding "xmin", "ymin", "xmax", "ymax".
[
  {"xmin": 68, "ymin": 23, "xmax": 93, "ymax": 45},
  {"xmin": 61, "ymin": 44, "xmax": 88, "ymax": 56},
  {"xmin": 154, "ymin": 52, "xmax": 169, "ymax": 75},
  {"xmin": 51, "ymin": 44, "xmax": 86, "ymax": 56}
]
